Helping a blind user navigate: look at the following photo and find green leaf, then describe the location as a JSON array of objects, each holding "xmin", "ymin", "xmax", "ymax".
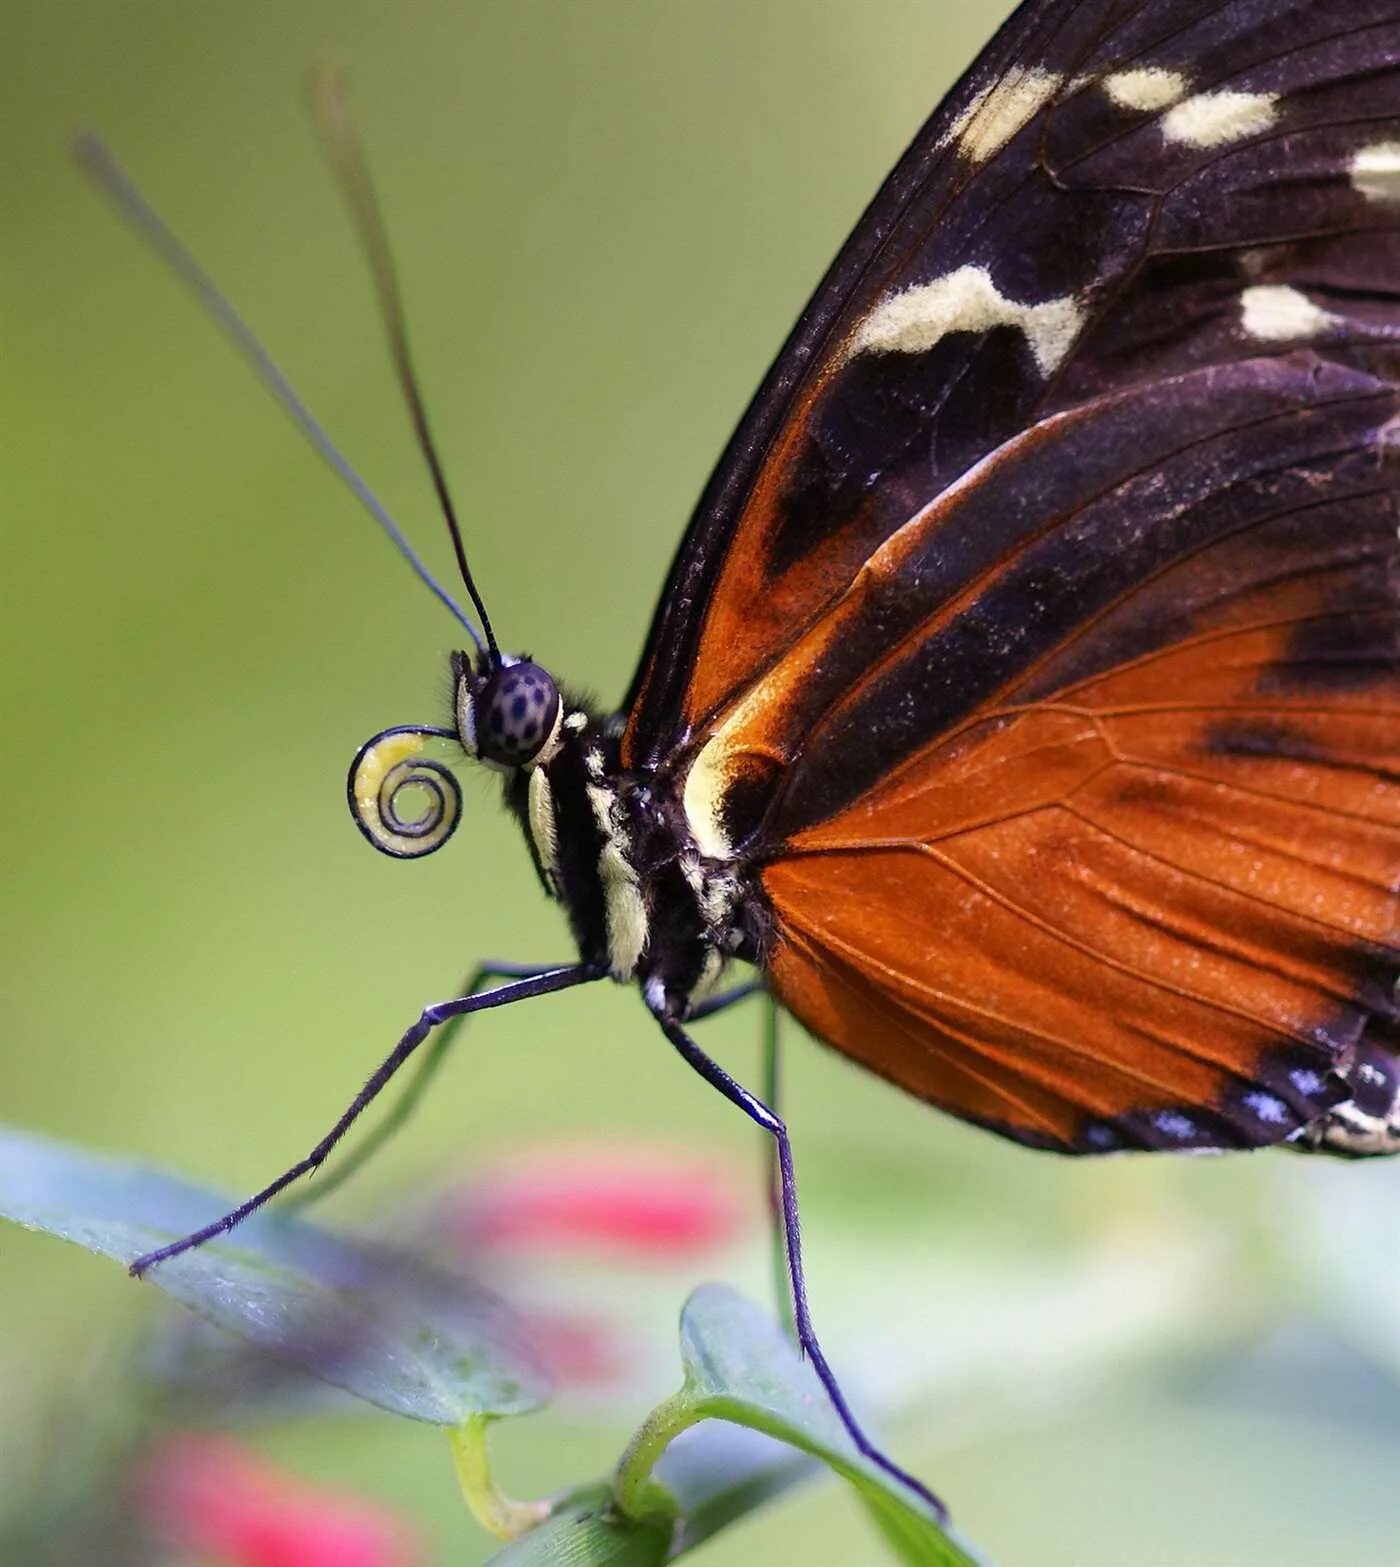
[
  {"xmin": 0, "ymin": 1126, "xmax": 549, "ymax": 1423},
  {"xmin": 627, "ymin": 1285, "xmax": 981, "ymax": 1567},
  {"xmin": 488, "ymin": 1287, "xmax": 985, "ymax": 1566}
]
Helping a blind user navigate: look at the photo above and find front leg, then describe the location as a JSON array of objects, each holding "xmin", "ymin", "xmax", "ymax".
[
  {"xmin": 648, "ymin": 999, "xmax": 946, "ymax": 1520},
  {"xmin": 288, "ymin": 958, "xmax": 571, "ymax": 1210},
  {"xmin": 131, "ymin": 962, "xmax": 605, "ymax": 1275}
]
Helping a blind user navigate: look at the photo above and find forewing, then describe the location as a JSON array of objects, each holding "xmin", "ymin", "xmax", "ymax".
[{"xmin": 623, "ymin": 0, "xmax": 1400, "ymax": 771}]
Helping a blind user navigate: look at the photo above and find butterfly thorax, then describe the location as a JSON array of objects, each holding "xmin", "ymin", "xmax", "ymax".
[{"xmin": 501, "ymin": 695, "xmax": 753, "ymax": 1015}]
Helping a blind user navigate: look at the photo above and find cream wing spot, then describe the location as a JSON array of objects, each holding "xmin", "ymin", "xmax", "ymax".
[
  {"xmin": 1101, "ymin": 67, "xmax": 1187, "ymax": 112},
  {"xmin": 1239, "ymin": 284, "xmax": 1336, "ymax": 342},
  {"xmin": 1161, "ymin": 90, "xmax": 1278, "ymax": 148},
  {"xmin": 851, "ymin": 265, "xmax": 1084, "ymax": 375},
  {"xmin": 683, "ymin": 742, "xmax": 735, "ymax": 861},
  {"xmin": 944, "ymin": 67, "xmax": 1060, "ymax": 163},
  {"xmin": 1351, "ymin": 142, "xmax": 1400, "ymax": 204}
]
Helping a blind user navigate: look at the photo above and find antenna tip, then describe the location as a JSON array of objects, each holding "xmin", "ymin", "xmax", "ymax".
[
  {"xmin": 307, "ymin": 62, "xmax": 351, "ymax": 135},
  {"xmin": 70, "ymin": 128, "xmax": 107, "ymax": 171}
]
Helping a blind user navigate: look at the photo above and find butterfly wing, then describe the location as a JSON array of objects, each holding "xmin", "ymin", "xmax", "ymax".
[
  {"xmin": 758, "ymin": 354, "xmax": 1400, "ymax": 1151},
  {"xmin": 626, "ymin": 0, "xmax": 1400, "ymax": 1150},
  {"xmin": 624, "ymin": 0, "xmax": 1400, "ymax": 770}
]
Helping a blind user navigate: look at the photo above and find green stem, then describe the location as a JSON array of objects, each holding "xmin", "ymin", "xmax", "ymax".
[
  {"xmin": 612, "ymin": 1390, "xmax": 696, "ymax": 1522},
  {"xmin": 449, "ymin": 1415, "xmax": 552, "ymax": 1540}
]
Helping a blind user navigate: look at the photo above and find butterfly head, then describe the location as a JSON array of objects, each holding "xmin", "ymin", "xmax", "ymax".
[
  {"xmin": 454, "ymin": 651, "xmax": 563, "ymax": 771},
  {"xmin": 345, "ymin": 653, "xmax": 567, "ymax": 863}
]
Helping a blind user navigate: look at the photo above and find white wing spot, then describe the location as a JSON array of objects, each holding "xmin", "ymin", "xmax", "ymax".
[
  {"xmin": 1244, "ymin": 1091, "xmax": 1289, "ymax": 1125},
  {"xmin": 1102, "ymin": 67, "xmax": 1188, "ymax": 113},
  {"xmin": 1240, "ymin": 284, "xmax": 1336, "ymax": 342},
  {"xmin": 1351, "ymin": 142, "xmax": 1400, "ymax": 204},
  {"xmin": 1154, "ymin": 1111, "xmax": 1196, "ymax": 1140},
  {"xmin": 1290, "ymin": 1068, "xmax": 1323, "ymax": 1097},
  {"xmin": 1162, "ymin": 90, "xmax": 1278, "ymax": 148},
  {"xmin": 944, "ymin": 67, "xmax": 1061, "ymax": 163},
  {"xmin": 852, "ymin": 265, "xmax": 1084, "ymax": 375}
]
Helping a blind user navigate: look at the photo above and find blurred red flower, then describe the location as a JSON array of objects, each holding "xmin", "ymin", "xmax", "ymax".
[
  {"xmin": 516, "ymin": 1308, "xmax": 626, "ymax": 1388},
  {"xmin": 452, "ymin": 1144, "xmax": 745, "ymax": 1262},
  {"xmin": 134, "ymin": 1434, "xmax": 420, "ymax": 1567}
]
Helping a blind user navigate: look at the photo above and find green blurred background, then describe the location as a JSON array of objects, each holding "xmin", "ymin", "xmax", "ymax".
[{"xmin": 7, "ymin": 3, "xmax": 1400, "ymax": 1563}]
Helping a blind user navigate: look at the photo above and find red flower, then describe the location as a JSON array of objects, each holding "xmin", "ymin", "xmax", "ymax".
[
  {"xmin": 135, "ymin": 1435, "xmax": 419, "ymax": 1567},
  {"xmin": 453, "ymin": 1144, "xmax": 745, "ymax": 1262},
  {"xmin": 517, "ymin": 1308, "xmax": 626, "ymax": 1387}
]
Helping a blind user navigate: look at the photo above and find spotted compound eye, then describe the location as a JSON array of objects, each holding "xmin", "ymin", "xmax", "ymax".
[{"xmin": 478, "ymin": 661, "xmax": 561, "ymax": 767}]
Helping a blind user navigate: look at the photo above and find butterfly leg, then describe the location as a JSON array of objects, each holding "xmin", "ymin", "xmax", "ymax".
[
  {"xmin": 286, "ymin": 958, "xmax": 568, "ymax": 1210},
  {"xmin": 130, "ymin": 962, "xmax": 606, "ymax": 1277},
  {"xmin": 758, "ymin": 995, "xmax": 796, "ymax": 1342},
  {"xmin": 651, "ymin": 1004, "xmax": 947, "ymax": 1521},
  {"xmin": 680, "ymin": 980, "xmax": 793, "ymax": 1333},
  {"xmin": 678, "ymin": 980, "xmax": 793, "ymax": 1329}
]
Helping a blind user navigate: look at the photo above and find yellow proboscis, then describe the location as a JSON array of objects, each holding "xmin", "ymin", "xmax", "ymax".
[
  {"xmin": 350, "ymin": 727, "xmax": 461, "ymax": 858},
  {"xmin": 354, "ymin": 729, "xmax": 429, "ymax": 822}
]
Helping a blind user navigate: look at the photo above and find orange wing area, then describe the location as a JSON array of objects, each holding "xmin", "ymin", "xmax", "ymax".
[
  {"xmin": 709, "ymin": 357, "xmax": 1400, "ymax": 1153},
  {"xmin": 766, "ymin": 688, "xmax": 1400, "ymax": 1152}
]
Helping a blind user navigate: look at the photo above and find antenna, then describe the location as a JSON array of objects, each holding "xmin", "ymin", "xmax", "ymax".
[
  {"xmin": 73, "ymin": 130, "xmax": 487, "ymax": 656},
  {"xmin": 310, "ymin": 69, "xmax": 501, "ymax": 667}
]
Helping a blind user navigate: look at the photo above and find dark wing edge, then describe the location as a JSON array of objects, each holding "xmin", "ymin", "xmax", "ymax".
[
  {"xmin": 620, "ymin": 0, "xmax": 1087, "ymax": 764},
  {"xmin": 624, "ymin": 0, "xmax": 1400, "ymax": 768}
]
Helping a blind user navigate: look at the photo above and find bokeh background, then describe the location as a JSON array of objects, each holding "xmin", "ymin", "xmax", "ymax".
[{"xmin": 7, "ymin": 3, "xmax": 1400, "ymax": 1563}]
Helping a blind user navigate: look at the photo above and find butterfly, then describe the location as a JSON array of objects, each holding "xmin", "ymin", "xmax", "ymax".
[{"xmin": 82, "ymin": 0, "xmax": 1400, "ymax": 1520}]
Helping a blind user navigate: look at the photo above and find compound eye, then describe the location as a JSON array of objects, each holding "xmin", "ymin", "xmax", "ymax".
[{"xmin": 479, "ymin": 661, "xmax": 561, "ymax": 767}]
